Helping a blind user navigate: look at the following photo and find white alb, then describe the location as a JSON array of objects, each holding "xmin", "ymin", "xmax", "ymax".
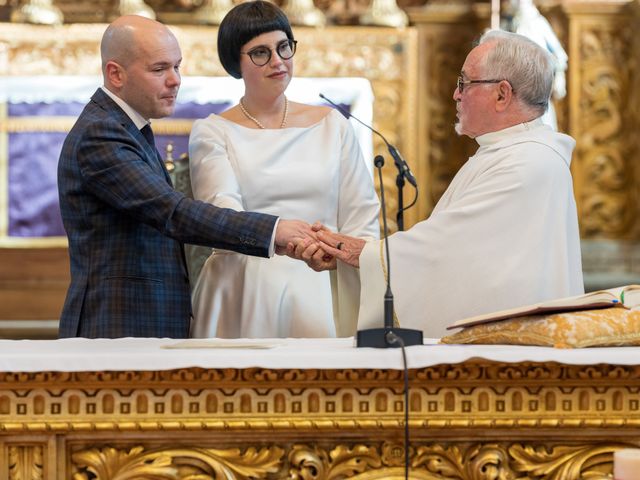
[{"xmin": 358, "ymin": 118, "xmax": 584, "ymax": 338}]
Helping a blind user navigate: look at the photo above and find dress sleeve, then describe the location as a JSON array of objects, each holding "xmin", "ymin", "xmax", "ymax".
[
  {"xmin": 332, "ymin": 112, "xmax": 381, "ymax": 337},
  {"xmin": 335, "ymin": 112, "xmax": 380, "ymax": 239},
  {"xmin": 189, "ymin": 116, "xmax": 245, "ymax": 212}
]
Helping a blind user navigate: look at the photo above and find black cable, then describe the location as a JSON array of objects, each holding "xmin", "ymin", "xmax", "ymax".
[
  {"xmin": 399, "ymin": 186, "xmax": 419, "ymax": 215},
  {"xmin": 386, "ymin": 331, "xmax": 410, "ymax": 480}
]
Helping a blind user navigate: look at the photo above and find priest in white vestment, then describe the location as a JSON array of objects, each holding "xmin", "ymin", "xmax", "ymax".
[{"xmin": 290, "ymin": 30, "xmax": 584, "ymax": 338}]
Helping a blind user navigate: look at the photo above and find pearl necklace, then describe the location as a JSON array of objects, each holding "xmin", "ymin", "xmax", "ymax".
[{"xmin": 239, "ymin": 97, "xmax": 288, "ymax": 129}]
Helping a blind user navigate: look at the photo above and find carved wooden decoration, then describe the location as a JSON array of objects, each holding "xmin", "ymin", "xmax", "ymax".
[
  {"xmin": 566, "ymin": 0, "xmax": 638, "ymax": 239},
  {"xmin": 0, "ymin": 363, "xmax": 639, "ymax": 477}
]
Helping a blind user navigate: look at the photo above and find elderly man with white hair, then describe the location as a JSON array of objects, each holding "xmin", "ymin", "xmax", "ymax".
[{"xmin": 292, "ymin": 30, "xmax": 584, "ymax": 338}]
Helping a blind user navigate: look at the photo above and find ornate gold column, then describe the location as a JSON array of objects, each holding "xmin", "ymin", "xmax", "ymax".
[
  {"xmin": 564, "ymin": 0, "xmax": 639, "ymax": 240},
  {"xmin": 407, "ymin": 1, "xmax": 488, "ymax": 219}
]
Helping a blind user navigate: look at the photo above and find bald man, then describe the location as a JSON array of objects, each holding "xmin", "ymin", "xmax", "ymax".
[{"xmin": 57, "ymin": 16, "xmax": 314, "ymax": 338}]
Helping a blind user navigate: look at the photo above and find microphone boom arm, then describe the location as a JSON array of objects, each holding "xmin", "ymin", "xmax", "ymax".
[{"xmin": 319, "ymin": 93, "xmax": 417, "ymax": 232}]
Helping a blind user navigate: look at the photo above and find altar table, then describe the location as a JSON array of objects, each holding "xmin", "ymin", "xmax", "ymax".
[{"xmin": 0, "ymin": 337, "xmax": 638, "ymax": 478}]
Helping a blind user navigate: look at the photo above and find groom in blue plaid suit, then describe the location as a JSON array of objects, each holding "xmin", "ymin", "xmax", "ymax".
[{"xmin": 57, "ymin": 15, "xmax": 313, "ymax": 338}]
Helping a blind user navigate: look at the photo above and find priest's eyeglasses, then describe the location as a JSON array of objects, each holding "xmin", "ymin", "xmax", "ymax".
[
  {"xmin": 457, "ymin": 75, "xmax": 505, "ymax": 93},
  {"xmin": 241, "ymin": 39, "xmax": 298, "ymax": 67}
]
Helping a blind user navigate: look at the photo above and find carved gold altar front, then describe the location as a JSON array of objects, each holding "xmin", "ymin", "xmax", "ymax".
[{"xmin": 1, "ymin": 361, "xmax": 638, "ymax": 478}]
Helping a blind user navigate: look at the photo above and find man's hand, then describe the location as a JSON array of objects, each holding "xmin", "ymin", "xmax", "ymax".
[
  {"xmin": 283, "ymin": 223, "xmax": 333, "ymax": 271},
  {"xmin": 275, "ymin": 220, "xmax": 315, "ymax": 255},
  {"xmin": 286, "ymin": 235, "xmax": 337, "ymax": 271}
]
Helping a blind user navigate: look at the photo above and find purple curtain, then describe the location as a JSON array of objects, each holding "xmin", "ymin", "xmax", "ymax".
[{"xmin": 6, "ymin": 101, "xmax": 230, "ymax": 238}]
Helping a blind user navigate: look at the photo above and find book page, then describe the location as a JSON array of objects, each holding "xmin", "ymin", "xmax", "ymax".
[
  {"xmin": 448, "ymin": 287, "xmax": 625, "ymax": 330},
  {"xmin": 621, "ymin": 285, "xmax": 640, "ymax": 308}
]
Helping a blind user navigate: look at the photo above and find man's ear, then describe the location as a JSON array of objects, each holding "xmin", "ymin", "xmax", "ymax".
[
  {"xmin": 495, "ymin": 80, "xmax": 513, "ymax": 112},
  {"xmin": 105, "ymin": 61, "xmax": 125, "ymax": 89}
]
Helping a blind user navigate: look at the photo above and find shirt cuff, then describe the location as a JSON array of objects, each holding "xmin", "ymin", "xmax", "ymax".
[{"xmin": 268, "ymin": 217, "xmax": 280, "ymax": 257}]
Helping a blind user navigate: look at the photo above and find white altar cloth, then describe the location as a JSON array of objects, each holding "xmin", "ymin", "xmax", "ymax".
[{"xmin": 0, "ymin": 338, "xmax": 638, "ymax": 372}]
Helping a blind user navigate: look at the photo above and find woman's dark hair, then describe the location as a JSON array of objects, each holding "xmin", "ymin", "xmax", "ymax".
[{"xmin": 218, "ymin": 0, "xmax": 294, "ymax": 79}]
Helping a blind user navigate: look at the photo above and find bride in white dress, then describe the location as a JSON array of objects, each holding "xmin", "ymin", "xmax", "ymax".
[{"xmin": 188, "ymin": 0, "xmax": 380, "ymax": 338}]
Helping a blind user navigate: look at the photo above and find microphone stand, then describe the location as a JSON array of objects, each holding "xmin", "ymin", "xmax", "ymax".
[
  {"xmin": 318, "ymin": 93, "xmax": 417, "ymax": 233},
  {"xmin": 356, "ymin": 155, "xmax": 423, "ymax": 348},
  {"xmin": 386, "ymin": 143, "xmax": 415, "ymax": 232},
  {"xmin": 396, "ymin": 163, "xmax": 406, "ymax": 232}
]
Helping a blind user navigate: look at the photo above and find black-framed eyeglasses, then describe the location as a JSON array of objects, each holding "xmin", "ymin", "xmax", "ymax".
[
  {"xmin": 457, "ymin": 75, "xmax": 506, "ymax": 93},
  {"xmin": 241, "ymin": 39, "xmax": 297, "ymax": 67}
]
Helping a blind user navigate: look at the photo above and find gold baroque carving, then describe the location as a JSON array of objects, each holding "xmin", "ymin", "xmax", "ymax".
[
  {"xmin": 3, "ymin": 362, "xmax": 640, "ymax": 386},
  {"xmin": 8, "ymin": 445, "xmax": 44, "ymax": 480},
  {"xmin": 1, "ymin": 362, "xmax": 640, "ymax": 477},
  {"xmin": 63, "ymin": 441, "xmax": 632, "ymax": 479},
  {"xmin": 413, "ymin": 443, "xmax": 621, "ymax": 479},
  {"xmin": 289, "ymin": 443, "xmax": 383, "ymax": 479},
  {"xmin": 1, "ymin": 363, "xmax": 640, "ymax": 436},
  {"xmin": 72, "ymin": 445, "xmax": 285, "ymax": 479},
  {"xmin": 572, "ymin": 19, "xmax": 635, "ymax": 238}
]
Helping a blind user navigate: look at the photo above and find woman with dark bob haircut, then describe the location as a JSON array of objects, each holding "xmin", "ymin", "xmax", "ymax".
[
  {"xmin": 217, "ymin": 0, "xmax": 294, "ymax": 80},
  {"xmin": 188, "ymin": 0, "xmax": 380, "ymax": 339}
]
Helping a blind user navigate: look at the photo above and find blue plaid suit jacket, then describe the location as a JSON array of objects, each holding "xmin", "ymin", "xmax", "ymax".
[{"xmin": 57, "ymin": 89, "xmax": 277, "ymax": 338}]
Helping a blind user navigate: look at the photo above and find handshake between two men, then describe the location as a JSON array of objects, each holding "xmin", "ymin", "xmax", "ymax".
[{"xmin": 276, "ymin": 220, "xmax": 363, "ymax": 270}]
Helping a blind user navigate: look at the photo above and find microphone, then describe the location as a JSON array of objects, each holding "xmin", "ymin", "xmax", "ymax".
[
  {"xmin": 319, "ymin": 93, "xmax": 417, "ymax": 188},
  {"xmin": 355, "ymin": 154, "xmax": 423, "ymax": 348}
]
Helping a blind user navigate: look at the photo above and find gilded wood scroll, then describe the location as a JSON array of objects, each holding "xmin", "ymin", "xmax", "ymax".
[{"xmin": 1, "ymin": 362, "xmax": 639, "ymax": 477}]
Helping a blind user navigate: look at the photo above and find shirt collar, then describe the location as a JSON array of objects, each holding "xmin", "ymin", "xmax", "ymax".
[
  {"xmin": 475, "ymin": 117, "xmax": 546, "ymax": 147},
  {"xmin": 100, "ymin": 86, "xmax": 149, "ymax": 130}
]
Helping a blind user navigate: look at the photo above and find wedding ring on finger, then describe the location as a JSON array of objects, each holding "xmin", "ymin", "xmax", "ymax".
[{"xmin": 336, "ymin": 242, "xmax": 344, "ymax": 250}]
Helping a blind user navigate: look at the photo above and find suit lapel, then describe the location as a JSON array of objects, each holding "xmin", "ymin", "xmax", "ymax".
[
  {"xmin": 137, "ymin": 128, "xmax": 174, "ymax": 186},
  {"xmin": 90, "ymin": 89, "xmax": 173, "ymax": 186}
]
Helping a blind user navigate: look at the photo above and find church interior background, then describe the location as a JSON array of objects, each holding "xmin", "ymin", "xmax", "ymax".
[
  {"xmin": 0, "ymin": 0, "xmax": 639, "ymax": 338},
  {"xmin": 2, "ymin": 2, "xmax": 640, "ymax": 478}
]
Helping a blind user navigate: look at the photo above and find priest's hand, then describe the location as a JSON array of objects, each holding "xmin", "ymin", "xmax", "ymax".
[{"xmin": 316, "ymin": 229, "xmax": 365, "ymax": 269}]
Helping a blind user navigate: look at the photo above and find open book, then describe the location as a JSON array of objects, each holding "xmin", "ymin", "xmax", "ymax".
[{"xmin": 448, "ymin": 285, "xmax": 640, "ymax": 330}]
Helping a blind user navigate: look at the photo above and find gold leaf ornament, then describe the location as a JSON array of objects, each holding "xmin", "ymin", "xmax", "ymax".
[
  {"xmin": 413, "ymin": 444, "xmax": 519, "ymax": 479},
  {"xmin": 289, "ymin": 444, "xmax": 383, "ymax": 480},
  {"xmin": 509, "ymin": 444, "xmax": 619, "ymax": 479},
  {"xmin": 72, "ymin": 446, "xmax": 177, "ymax": 480},
  {"xmin": 289, "ymin": 444, "xmax": 329, "ymax": 480},
  {"xmin": 413, "ymin": 445, "xmax": 465, "ymax": 478},
  {"xmin": 199, "ymin": 446, "xmax": 285, "ymax": 478},
  {"xmin": 327, "ymin": 444, "xmax": 382, "ymax": 478},
  {"xmin": 461, "ymin": 444, "xmax": 515, "ymax": 480},
  {"xmin": 72, "ymin": 445, "xmax": 285, "ymax": 479}
]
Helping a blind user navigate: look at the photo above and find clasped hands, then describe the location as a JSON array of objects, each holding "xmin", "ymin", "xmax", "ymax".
[{"xmin": 275, "ymin": 219, "xmax": 365, "ymax": 270}]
